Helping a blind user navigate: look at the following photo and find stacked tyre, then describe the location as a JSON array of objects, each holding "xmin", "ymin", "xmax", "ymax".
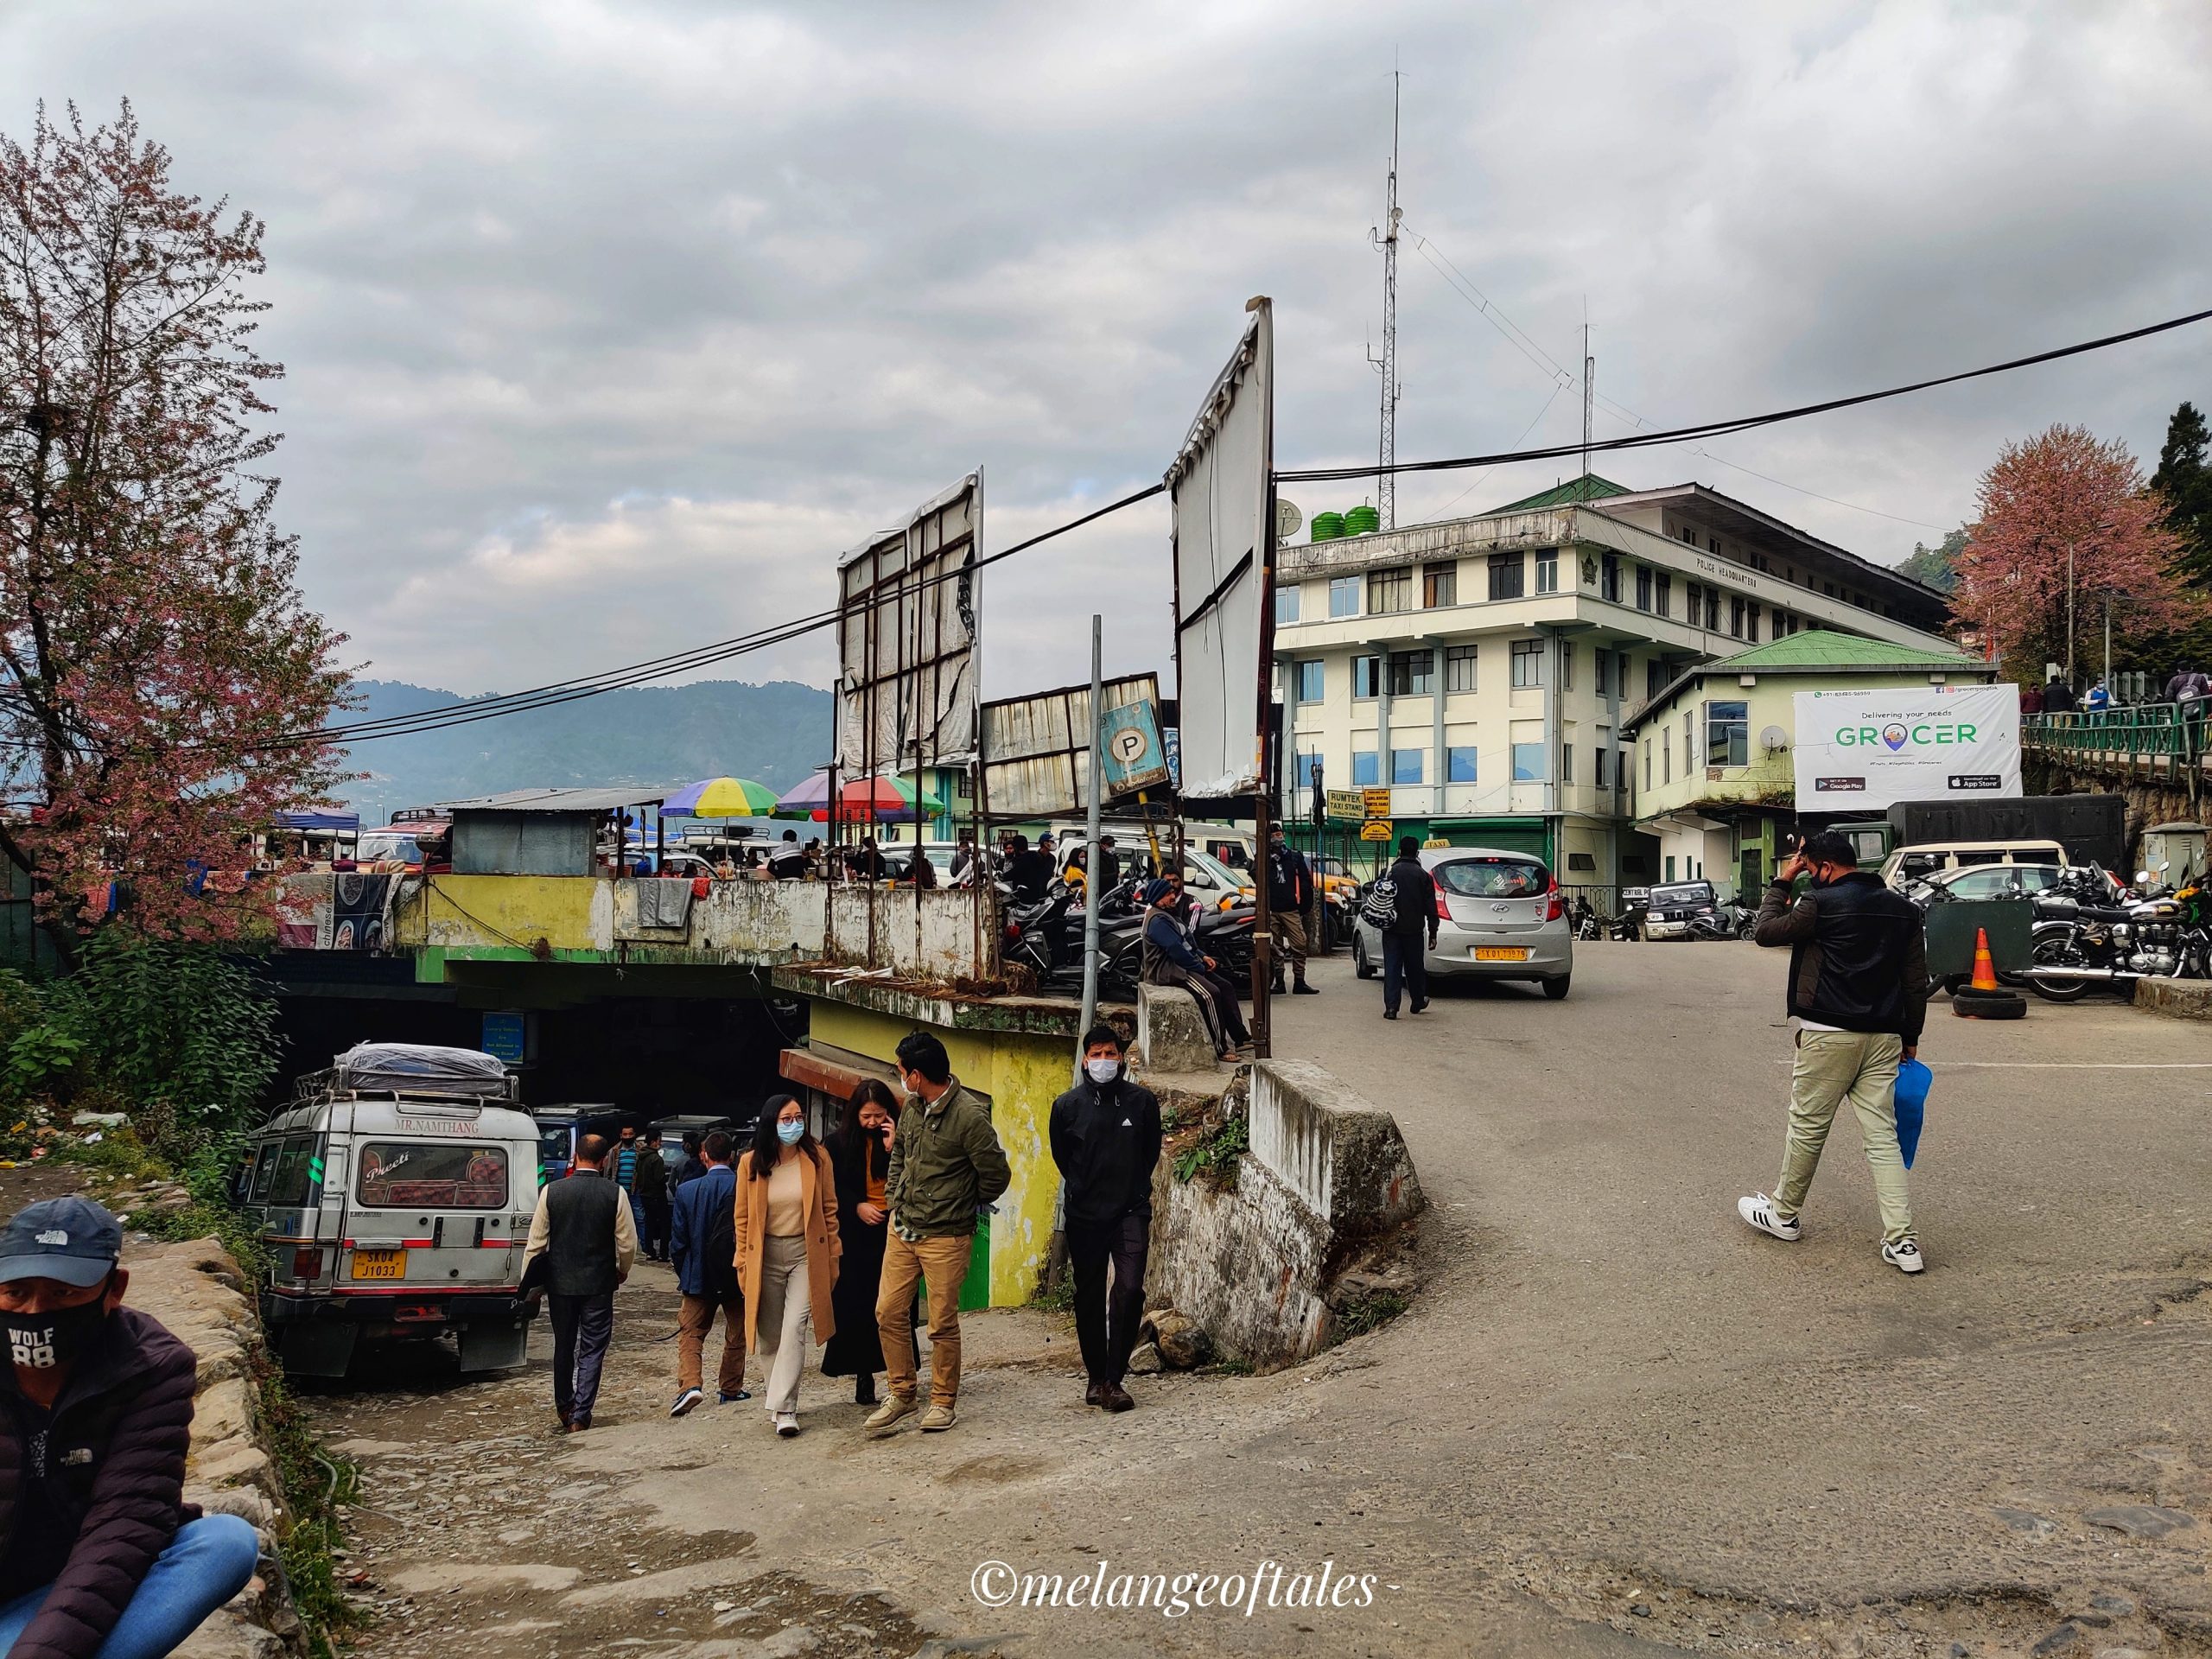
[{"xmin": 1950, "ymin": 983, "xmax": 2026, "ymax": 1020}]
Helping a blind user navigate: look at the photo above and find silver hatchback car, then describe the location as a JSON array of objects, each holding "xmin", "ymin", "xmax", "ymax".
[{"xmin": 1351, "ymin": 846, "xmax": 1575, "ymax": 999}]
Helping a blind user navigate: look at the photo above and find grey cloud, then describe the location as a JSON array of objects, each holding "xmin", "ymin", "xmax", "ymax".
[{"xmin": 3, "ymin": 0, "xmax": 2206, "ymax": 701}]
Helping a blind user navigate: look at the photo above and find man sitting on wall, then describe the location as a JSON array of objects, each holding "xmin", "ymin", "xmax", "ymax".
[{"xmin": 0, "ymin": 1197, "xmax": 260, "ymax": 1659}]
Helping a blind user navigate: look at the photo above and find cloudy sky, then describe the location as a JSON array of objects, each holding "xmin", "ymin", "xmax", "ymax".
[{"xmin": 5, "ymin": 1, "xmax": 2209, "ymax": 703}]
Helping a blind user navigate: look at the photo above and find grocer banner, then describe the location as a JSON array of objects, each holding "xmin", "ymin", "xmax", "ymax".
[{"xmin": 1791, "ymin": 684, "xmax": 2020, "ymax": 810}]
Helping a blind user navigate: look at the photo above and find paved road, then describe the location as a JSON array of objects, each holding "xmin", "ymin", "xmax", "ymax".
[{"xmin": 312, "ymin": 945, "xmax": 2212, "ymax": 1658}]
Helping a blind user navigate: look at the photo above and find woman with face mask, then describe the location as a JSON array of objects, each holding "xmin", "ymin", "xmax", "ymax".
[
  {"xmin": 733, "ymin": 1095, "xmax": 842, "ymax": 1435},
  {"xmin": 820, "ymin": 1080, "xmax": 918, "ymax": 1407}
]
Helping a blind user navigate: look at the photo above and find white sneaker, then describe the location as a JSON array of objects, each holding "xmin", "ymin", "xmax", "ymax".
[
  {"xmin": 775, "ymin": 1411, "xmax": 800, "ymax": 1438},
  {"xmin": 1737, "ymin": 1192, "xmax": 1802, "ymax": 1242},
  {"xmin": 1882, "ymin": 1238, "xmax": 1927, "ymax": 1274}
]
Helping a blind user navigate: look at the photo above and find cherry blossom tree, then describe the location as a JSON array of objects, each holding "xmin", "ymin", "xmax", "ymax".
[
  {"xmin": 1949, "ymin": 424, "xmax": 2199, "ymax": 684},
  {"xmin": 0, "ymin": 101, "xmax": 349, "ymax": 960}
]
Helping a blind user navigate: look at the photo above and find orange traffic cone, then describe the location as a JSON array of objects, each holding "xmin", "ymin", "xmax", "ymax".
[{"xmin": 1969, "ymin": 927, "xmax": 2000, "ymax": 992}]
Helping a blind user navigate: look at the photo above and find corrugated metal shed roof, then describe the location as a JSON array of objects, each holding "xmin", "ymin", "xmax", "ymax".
[
  {"xmin": 437, "ymin": 787, "xmax": 668, "ymax": 814},
  {"xmin": 1484, "ymin": 474, "xmax": 1632, "ymax": 513},
  {"xmin": 1712, "ymin": 627, "xmax": 1980, "ymax": 671}
]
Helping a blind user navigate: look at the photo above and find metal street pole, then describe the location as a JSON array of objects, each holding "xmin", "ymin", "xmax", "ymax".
[
  {"xmin": 1076, "ymin": 613, "xmax": 1104, "ymax": 1078},
  {"xmin": 2103, "ymin": 594, "xmax": 2112, "ymax": 695}
]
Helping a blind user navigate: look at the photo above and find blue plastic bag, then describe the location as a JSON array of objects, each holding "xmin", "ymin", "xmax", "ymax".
[{"xmin": 1893, "ymin": 1058, "xmax": 1932, "ymax": 1169}]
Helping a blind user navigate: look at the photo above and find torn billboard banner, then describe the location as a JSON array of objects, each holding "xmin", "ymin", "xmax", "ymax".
[
  {"xmin": 1167, "ymin": 302, "xmax": 1273, "ymax": 801},
  {"xmin": 836, "ymin": 473, "xmax": 982, "ymax": 779},
  {"xmin": 1791, "ymin": 684, "xmax": 2022, "ymax": 810},
  {"xmin": 980, "ymin": 673, "xmax": 1161, "ymax": 820}
]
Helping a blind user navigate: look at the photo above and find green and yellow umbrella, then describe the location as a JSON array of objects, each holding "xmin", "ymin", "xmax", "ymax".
[{"xmin": 663, "ymin": 777, "xmax": 780, "ymax": 818}]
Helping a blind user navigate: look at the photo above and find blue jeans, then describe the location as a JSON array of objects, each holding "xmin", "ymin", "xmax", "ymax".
[
  {"xmin": 1381, "ymin": 932, "xmax": 1429, "ymax": 1015},
  {"xmin": 0, "ymin": 1513, "xmax": 259, "ymax": 1658}
]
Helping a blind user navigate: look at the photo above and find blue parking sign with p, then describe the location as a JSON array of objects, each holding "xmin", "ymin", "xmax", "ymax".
[{"xmin": 1100, "ymin": 701, "xmax": 1170, "ymax": 797}]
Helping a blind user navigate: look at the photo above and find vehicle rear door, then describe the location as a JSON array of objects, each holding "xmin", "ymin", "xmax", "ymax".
[
  {"xmin": 344, "ymin": 1123, "xmax": 522, "ymax": 1291},
  {"xmin": 1434, "ymin": 856, "xmax": 1554, "ymax": 955}
]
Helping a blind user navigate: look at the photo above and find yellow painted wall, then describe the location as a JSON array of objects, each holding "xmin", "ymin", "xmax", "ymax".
[
  {"xmin": 400, "ymin": 875, "xmax": 601, "ymax": 952},
  {"xmin": 807, "ymin": 1001, "xmax": 1071, "ymax": 1307}
]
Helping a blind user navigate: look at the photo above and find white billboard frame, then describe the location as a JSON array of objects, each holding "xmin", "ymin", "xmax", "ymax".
[
  {"xmin": 1791, "ymin": 683, "xmax": 2022, "ymax": 811},
  {"xmin": 1166, "ymin": 301, "xmax": 1274, "ymax": 803}
]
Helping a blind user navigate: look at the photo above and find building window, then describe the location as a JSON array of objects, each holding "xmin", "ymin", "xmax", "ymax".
[
  {"xmin": 1330, "ymin": 575, "xmax": 1360, "ymax": 618},
  {"xmin": 1534, "ymin": 549, "xmax": 1559, "ymax": 593},
  {"xmin": 1391, "ymin": 748, "xmax": 1424, "ymax": 785},
  {"xmin": 1368, "ymin": 566, "xmax": 1413, "ymax": 614},
  {"xmin": 1705, "ymin": 587, "xmax": 1720, "ymax": 630},
  {"xmin": 1447, "ymin": 745, "xmax": 1478, "ymax": 782},
  {"xmin": 1386, "ymin": 649, "xmax": 1433, "ymax": 696},
  {"xmin": 1297, "ymin": 749, "xmax": 1323, "ymax": 795},
  {"xmin": 1636, "ymin": 565, "xmax": 1653, "ymax": 612},
  {"xmin": 1593, "ymin": 650, "xmax": 1611, "ymax": 698},
  {"xmin": 1445, "ymin": 645, "xmax": 1478, "ymax": 692},
  {"xmin": 1560, "ymin": 642, "xmax": 1575, "ymax": 690},
  {"xmin": 1512, "ymin": 742, "xmax": 1545, "ymax": 782},
  {"xmin": 1707, "ymin": 535, "xmax": 1720, "ymax": 555},
  {"xmin": 1684, "ymin": 711, "xmax": 1696, "ymax": 771},
  {"xmin": 1352, "ymin": 655, "xmax": 1380, "ymax": 699},
  {"xmin": 1422, "ymin": 562, "xmax": 1457, "ymax": 608},
  {"xmin": 1643, "ymin": 741, "xmax": 1652, "ymax": 790},
  {"xmin": 1595, "ymin": 728, "xmax": 1612, "ymax": 788},
  {"xmin": 1654, "ymin": 571, "xmax": 1670, "ymax": 619},
  {"xmin": 1684, "ymin": 580, "xmax": 1700, "ymax": 625},
  {"xmin": 1665, "ymin": 854, "xmax": 1676, "ymax": 881},
  {"xmin": 1601, "ymin": 552, "xmax": 1622, "ymax": 601},
  {"xmin": 1662, "ymin": 728, "xmax": 1671, "ymax": 785},
  {"xmin": 1706, "ymin": 700, "xmax": 1749, "ymax": 767},
  {"xmin": 1646, "ymin": 658, "xmax": 1665, "ymax": 701},
  {"xmin": 1275, "ymin": 585, "xmax": 1300, "ymax": 626},
  {"xmin": 1729, "ymin": 594, "xmax": 1745, "ymax": 639},
  {"xmin": 1487, "ymin": 552, "xmax": 1525, "ymax": 601},
  {"xmin": 1510, "ymin": 639, "xmax": 1543, "ymax": 688},
  {"xmin": 1352, "ymin": 751, "xmax": 1380, "ymax": 786},
  {"xmin": 1295, "ymin": 660, "xmax": 1325, "ymax": 702},
  {"xmin": 1561, "ymin": 743, "xmax": 1574, "ymax": 784}
]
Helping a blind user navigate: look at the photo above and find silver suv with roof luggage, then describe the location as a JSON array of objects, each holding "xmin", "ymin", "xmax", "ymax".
[{"xmin": 238, "ymin": 1043, "xmax": 543, "ymax": 1379}]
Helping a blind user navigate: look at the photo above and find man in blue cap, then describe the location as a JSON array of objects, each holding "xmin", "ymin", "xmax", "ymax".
[{"xmin": 0, "ymin": 1196, "xmax": 258, "ymax": 1658}]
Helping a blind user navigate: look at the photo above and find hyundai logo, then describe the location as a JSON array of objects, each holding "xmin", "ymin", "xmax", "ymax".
[{"xmin": 1491, "ymin": 902, "xmax": 1510, "ymax": 913}]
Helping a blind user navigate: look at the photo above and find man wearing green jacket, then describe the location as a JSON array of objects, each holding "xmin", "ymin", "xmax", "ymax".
[{"xmin": 866, "ymin": 1031, "xmax": 1011, "ymax": 1436}]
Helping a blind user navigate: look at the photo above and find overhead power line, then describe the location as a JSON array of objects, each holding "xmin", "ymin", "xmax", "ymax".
[
  {"xmin": 1276, "ymin": 303, "xmax": 2212, "ymax": 484},
  {"xmin": 271, "ymin": 482, "xmax": 1167, "ymax": 750},
  {"xmin": 248, "ymin": 299, "xmax": 2211, "ymax": 753}
]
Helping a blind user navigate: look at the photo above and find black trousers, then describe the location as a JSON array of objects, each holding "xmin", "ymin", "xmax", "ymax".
[
  {"xmin": 548, "ymin": 1291, "xmax": 616, "ymax": 1423},
  {"xmin": 1066, "ymin": 1212, "xmax": 1150, "ymax": 1385},
  {"xmin": 641, "ymin": 1194, "xmax": 671, "ymax": 1260},
  {"xmin": 1382, "ymin": 932, "xmax": 1429, "ymax": 1014}
]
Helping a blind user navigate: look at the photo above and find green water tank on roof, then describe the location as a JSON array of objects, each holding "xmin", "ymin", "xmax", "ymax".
[
  {"xmin": 1344, "ymin": 505, "xmax": 1382, "ymax": 535},
  {"xmin": 1310, "ymin": 512, "xmax": 1344, "ymax": 542}
]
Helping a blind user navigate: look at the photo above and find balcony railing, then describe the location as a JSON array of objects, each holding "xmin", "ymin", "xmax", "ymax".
[{"xmin": 2023, "ymin": 702, "xmax": 2207, "ymax": 760}]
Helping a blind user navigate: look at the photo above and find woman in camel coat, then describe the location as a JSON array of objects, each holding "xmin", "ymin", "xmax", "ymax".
[{"xmin": 733, "ymin": 1094, "xmax": 841, "ymax": 1435}]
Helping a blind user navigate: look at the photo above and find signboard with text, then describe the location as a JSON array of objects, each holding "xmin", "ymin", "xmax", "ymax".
[
  {"xmin": 1361, "ymin": 787, "xmax": 1392, "ymax": 821},
  {"xmin": 1791, "ymin": 685, "xmax": 2020, "ymax": 811},
  {"xmin": 1324, "ymin": 789, "xmax": 1366, "ymax": 823}
]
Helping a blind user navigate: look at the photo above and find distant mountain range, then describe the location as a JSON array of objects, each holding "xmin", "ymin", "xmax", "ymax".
[{"xmin": 334, "ymin": 678, "xmax": 834, "ymax": 826}]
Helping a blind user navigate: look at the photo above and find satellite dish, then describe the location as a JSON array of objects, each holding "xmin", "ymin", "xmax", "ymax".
[
  {"xmin": 1276, "ymin": 499, "xmax": 1304, "ymax": 540},
  {"xmin": 1760, "ymin": 725, "xmax": 1789, "ymax": 753}
]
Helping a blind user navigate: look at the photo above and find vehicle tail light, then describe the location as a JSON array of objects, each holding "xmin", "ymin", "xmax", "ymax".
[
  {"xmin": 1546, "ymin": 880, "xmax": 1565, "ymax": 922},
  {"xmin": 1436, "ymin": 889, "xmax": 1452, "ymax": 921},
  {"xmin": 1004, "ymin": 920, "xmax": 1021, "ymax": 941},
  {"xmin": 291, "ymin": 1246, "xmax": 322, "ymax": 1281}
]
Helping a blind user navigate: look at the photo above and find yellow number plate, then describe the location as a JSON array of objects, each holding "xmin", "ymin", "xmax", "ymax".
[
  {"xmin": 1474, "ymin": 946, "xmax": 1530, "ymax": 962},
  {"xmin": 350, "ymin": 1249, "xmax": 405, "ymax": 1281}
]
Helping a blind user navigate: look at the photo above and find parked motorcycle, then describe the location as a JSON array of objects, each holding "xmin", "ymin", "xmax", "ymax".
[
  {"xmin": 2026, "ymin": 863, "xmax": 2209, "ymax": 1001},
  {"xmin": 1570, "ymin": 895, "xmax": 1604, "ymax": 941}
]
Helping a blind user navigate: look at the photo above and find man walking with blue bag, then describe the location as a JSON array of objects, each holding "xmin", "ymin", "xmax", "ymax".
[{"xmin": 1737, "ymin": 831, "xmax": 1931, "ymax": 1274}]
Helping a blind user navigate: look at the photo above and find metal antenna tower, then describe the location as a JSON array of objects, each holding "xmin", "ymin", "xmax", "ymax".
[
  {"xmin": 1580, "ymin": 316, "xmax": 1593, "ymax": 483},
  {"xmin": 1368, "ymin": 72, "xmax": 1402, "ymax": 528}
]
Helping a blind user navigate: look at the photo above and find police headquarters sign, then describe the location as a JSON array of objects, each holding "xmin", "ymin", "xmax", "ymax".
[{"xmin": 1791, "ymin": 684, "xmax": 2021, "ymax": 810}]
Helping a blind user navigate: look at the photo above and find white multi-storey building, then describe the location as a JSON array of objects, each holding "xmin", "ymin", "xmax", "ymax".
[{"xmin": 1271, "ymin": 476, "xmax": 1956, "ymax": 891}]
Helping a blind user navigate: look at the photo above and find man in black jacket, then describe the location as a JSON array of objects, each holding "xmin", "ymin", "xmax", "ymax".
[
  {"xmin": 524, "ymin": 1135, "xmax": 639, "ymax": 1430},
  {"xmin": 0, "ymin": 1197, "xmax": 258, "ymax": 1659},
  {"xmin": 1740, "ymin": 832, "xmax": 1931, "ymax": 1274},
  {"xmin": 1048, "ymin": 1027, "xmax": 1162, "ymax": 1413},
  {"xmin": 634, "ymin": 1131, "xmax": 671, "ymax": 1264},
  {"xmin": 1380, "ymin": 837, "xmax": 1439, "ymax": 1020}
]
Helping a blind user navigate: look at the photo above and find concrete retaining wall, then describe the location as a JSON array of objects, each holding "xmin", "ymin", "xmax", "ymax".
[
  {"xmin": 2134, "ymin": 977, "xmax": 2212, "ymax": 1020},
  {"xmin": 127, "ymin": 1238, "xmax": 308, "ymax": 1659},
  {"xmin": 1147, "ymin": 1059, "xmax": 1424, "ymax": 1370}
]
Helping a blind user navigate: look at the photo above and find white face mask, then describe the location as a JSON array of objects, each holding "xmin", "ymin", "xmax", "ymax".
[{"xmin": 1084, "ymin": 1057, "xmax": 1121, "ymax": 1085}]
